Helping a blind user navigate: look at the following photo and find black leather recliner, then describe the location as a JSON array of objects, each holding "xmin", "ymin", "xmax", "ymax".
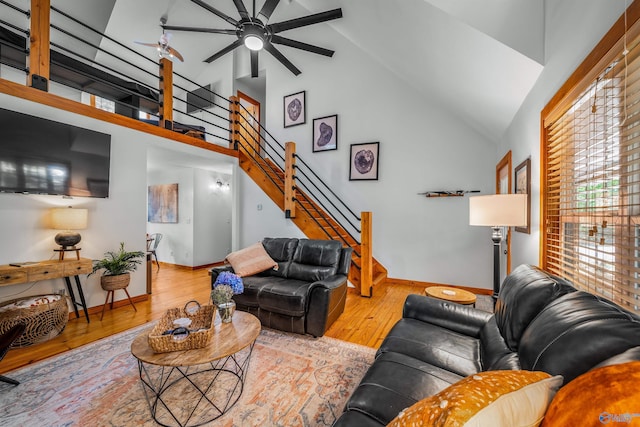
[
  {"xmin": 210, "ymin": 238, "xmax": 353, "ymax": 337},
  {"xmin": 334, "ymin": 264, "xmax": 640, "ymax": 426}
]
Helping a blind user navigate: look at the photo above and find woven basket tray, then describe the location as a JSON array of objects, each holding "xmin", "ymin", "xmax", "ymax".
[
  {"xmin": 0, "ymin": 295, "xmax": 69, "ymax": 348},
  {"xmin": 148, "ymin": 303, "xmax": 215, "ymax": 353}
]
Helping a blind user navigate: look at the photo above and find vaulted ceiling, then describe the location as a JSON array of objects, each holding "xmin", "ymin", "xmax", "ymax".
[{"xmin": 21, "ymin": 0, "xmax": 547, "ymax": 142}]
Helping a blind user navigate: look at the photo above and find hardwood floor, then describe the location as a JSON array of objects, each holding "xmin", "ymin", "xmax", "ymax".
[{"xmin": 0, "ymin": 264, "xmax": 478, "ymax": 374}]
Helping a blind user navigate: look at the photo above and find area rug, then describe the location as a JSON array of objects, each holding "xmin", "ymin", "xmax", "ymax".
[{"xmin": 0, "ymin": 324, "xmax": 375, "ymax": 426}]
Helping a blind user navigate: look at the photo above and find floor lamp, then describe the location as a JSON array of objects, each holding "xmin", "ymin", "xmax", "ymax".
[{"xmin": 469, "ymin": 194, "xmax": 528, "ymax": 306}]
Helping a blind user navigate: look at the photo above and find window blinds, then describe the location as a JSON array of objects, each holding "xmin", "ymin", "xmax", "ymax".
[{"xmin": 543, "ymin": 26, "xmax": 640, "ymax": 313}]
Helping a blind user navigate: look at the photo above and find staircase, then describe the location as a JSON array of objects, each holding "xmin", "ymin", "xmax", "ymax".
[{"xmin": 235, "ymin": 131, "xmax": 387, "ymax": 296}]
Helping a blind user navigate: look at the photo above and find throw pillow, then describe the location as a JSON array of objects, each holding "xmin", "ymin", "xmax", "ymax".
[
  {"xmin": 541, "ymin": 361, "xmax": 640, "ymax": 427},
  {"xmin": 388, "ymin": 370, "xmax": 563, "ymax": 427},
  {"xmin": 225, "ymin": 242, "xmax": 278, "ymax": 277}
]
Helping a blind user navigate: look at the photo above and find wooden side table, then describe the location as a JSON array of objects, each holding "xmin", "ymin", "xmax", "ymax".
[{"xmin": 425, "ymin": 286, "xmax": 477, "ymax": 306}]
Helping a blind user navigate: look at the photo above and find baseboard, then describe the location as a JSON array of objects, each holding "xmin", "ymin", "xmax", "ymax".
[
  {"xmin": 155, "ymin": 261, "xmax": 225, "ymax": 270},
  {"xmin": 385, "ymin": 277, "xmax": 493, "ymax": 295},
  {"xmin": 67, "ymin": 293, "xmax": 149, "ymax": 320}
]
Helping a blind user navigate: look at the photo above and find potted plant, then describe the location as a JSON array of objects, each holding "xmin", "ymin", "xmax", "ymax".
[
  {"xmin": 90, "ymin": 242, "xmax": 145, "ymax": 291},
  {"xmin": 211, "ymin": 271, "xmax": 244, "ymax": 323}
]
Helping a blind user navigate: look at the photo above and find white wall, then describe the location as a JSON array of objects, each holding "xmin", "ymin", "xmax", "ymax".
[
  {"xmin": 0, "ymin": 92, "xmax": 235, "ymax": 309},
  {"xmin": 193, "ymin": 170, "xmax": 232, "ymax": 266},
  {"xmin": 500, "ymin": 0, "xmax": 628, "ymax": 267},
  {"xmin": 238, "ymin": 22, "xmax": 497, "ymax": 288}
]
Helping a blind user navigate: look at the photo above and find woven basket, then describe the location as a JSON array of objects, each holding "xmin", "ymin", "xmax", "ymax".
[
  {"xmin": 101, "ymin": 273, "xmax": 130, "ymax": 291},
  {"xmin": 0, "ymin": 295, "xmax": 69, "ymax": 348},
  {"xmin": 148, "ymin": 303, "xmax": 215, "ymax": 353}
]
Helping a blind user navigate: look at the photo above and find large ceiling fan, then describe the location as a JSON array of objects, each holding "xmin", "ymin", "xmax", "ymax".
[{"xmin": 162, "ymin": 0, "xmax": 343, "ymax": 77}]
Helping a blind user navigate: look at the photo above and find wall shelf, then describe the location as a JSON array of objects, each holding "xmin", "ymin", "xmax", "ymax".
[{"xmin": 418, "ymin": 190, "xmax": 480, "ymax": 198}]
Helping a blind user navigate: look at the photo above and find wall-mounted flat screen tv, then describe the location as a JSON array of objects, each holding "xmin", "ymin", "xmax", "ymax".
[{"xmin": 0, "ymin": 107, "xmax": 111, "ymax": 198}]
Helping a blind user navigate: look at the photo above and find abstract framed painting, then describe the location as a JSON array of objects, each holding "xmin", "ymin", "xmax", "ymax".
[
  {"xmin": 514, "ymin": 158, "xmax": 531, "ymax": 234},
  {"xmin": 283, "ymin": 91, "xmax": 305, "ymax": 128},
  {"xmin": 312, "ymin": 114, "xmax": 338, "ymax": 152},
  {"xmin": 148, "ymin": 183, "xmax": 178, "ymax": 223},
  {"xmin": 349, "ymin": 142, "xmax": 379, "ymax": 181}
]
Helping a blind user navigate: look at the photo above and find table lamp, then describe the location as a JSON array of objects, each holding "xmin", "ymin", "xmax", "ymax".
[
  {"xmin": 50, "ymin": 207, "xmax": 88, "ymax": 250},
  {"xmin": 469, "ymin": 194, "xmax": 527, "ymax": 305}
]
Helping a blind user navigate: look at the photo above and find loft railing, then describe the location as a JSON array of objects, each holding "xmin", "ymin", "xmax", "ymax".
[{"xmin": 0, "ymin": 0, "xmax": 374, "ymax": 295}]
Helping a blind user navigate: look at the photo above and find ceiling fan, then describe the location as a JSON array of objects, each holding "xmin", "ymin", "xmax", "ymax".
[
  {"xmin": 135, "ymin": 18, "xmax": 185, "ymax": 63},
  {"xmin": 162, "ymin": 0, "xmax": 342, "ymax": 77}
]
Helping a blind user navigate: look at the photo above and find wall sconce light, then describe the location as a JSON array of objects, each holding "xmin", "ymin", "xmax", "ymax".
[{"xmin": 216, "ymin": 180, "xmax": 230, "ymax": 192}]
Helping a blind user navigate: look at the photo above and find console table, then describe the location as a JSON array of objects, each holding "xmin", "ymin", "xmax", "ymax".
[{"xmin": 0, "ymin": 258, "xmax": 92, "ymax": 323}]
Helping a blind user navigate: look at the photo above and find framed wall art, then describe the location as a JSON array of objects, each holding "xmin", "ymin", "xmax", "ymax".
[
  {"xmin": 312, "ymin": 114, "xmax": 338, "ymax": 152},
  {"xmin": 514, "ymin": 158, "xmax": 531, "ymax": 234},
  {"xmin": 283, "ymin": 90, "xmax": 305, "ymax": 128},
  {"xmin": 349, "ymin": 142, "xmax": 379, "ymax": 181},
  {"xmin": 148, "ymin": 183, "xmax": 179, "ymax": 223}
]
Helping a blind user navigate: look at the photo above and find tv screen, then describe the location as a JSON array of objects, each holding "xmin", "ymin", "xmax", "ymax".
[{"xmin": 0, "ymin": 107, "xmax": 111, "ymax": 198}]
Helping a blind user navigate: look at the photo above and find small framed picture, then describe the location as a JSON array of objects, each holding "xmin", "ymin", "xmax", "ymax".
[
  {"xmin": 283, "ymin": 91, "xmax": 305, "ymax": 128},
  {"xmin": 312, "ymin": 114, "xmax": 338, "ymax": 152},
  {"xmin": 514, "ymin": 158, "xmax": 531, "ymax": 234},
  {"xmin": 349, "ymin": 142, "xmax": 379, "ymax": 181}
]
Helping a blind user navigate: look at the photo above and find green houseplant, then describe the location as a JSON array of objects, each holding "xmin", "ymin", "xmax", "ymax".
[{"xmin": 90, "ymin": 242, "xmax": 145, "ymax": 291}]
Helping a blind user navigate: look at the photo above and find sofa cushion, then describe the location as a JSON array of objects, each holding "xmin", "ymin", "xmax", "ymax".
[
  {"xmin": 377, "ymin": 318, "xmax": 482, "ymax": 378},
  {"xmin": 344, "ymin": 351, "xmax": 464, "ymax": 426},
  {"xmin": 479, "ymin": 317, "xmax": 519, "ymax": 370},
  {"xmin": 495, "ymin": 264, "xmax": 576, "ymax": 351},
  {"xmin": 519, "ymin": 291, "xmax": 640, "ymax": 383},
  {"xmin": 541, "ymin": 361, "xmax": 640, "ymax": 427},
  {"xmin": 261, "ymin": 237, "xmax": 298, "ymax": 277},
  {"xmin": 388, "ymin": 370, "xmax": 562, "ymax": 427},
  {"xmin": 288, "ymin": 239, "xmax": 342, "ymax": 282},
  {"xmin": 225, "ymin": 242, "xmax": 278, "ymax": 277}
]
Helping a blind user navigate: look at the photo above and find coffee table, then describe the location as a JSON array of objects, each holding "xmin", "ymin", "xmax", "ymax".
[
  {"xmin": 425, "ymin": 286, "xmax": 477, "ymax": 306},
  {"xmin": 131, "ymin": 311, "xmax": 261, "ymax": 427}
]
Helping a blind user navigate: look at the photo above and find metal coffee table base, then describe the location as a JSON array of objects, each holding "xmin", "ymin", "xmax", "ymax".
[{"xmin": 137, "ymin": 342, "xmax": 255, "ymax": 427}]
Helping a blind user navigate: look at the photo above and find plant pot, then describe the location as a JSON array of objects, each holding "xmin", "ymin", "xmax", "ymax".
[
  {"xmin": 101, "ymin": 273, "xmax": 131, "ymax": 291},
  {"xmin": 217, "ymin": 301, "xmax": 236, "ymax": 323}
]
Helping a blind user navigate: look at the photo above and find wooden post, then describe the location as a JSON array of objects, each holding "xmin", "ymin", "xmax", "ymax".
[
  {"xmin": 159, "ymin": 58, "xmax": 173, "ymax": 129},
  {"xmin": 228, "ymin": 95, "xmax": 240, "ymax": 151},
  {"xmin": 361, "ymin": 211, "xmax": 373, "ymax": 297},
  {"xmin": 284, "ymin": 142, "xmax": 296, "ymax": 218},
  {"xmin": 28, "ymin": 0, "xmax": 50, "ymax": 91}
]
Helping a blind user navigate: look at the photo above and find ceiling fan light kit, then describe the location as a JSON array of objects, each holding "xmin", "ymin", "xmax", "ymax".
[{"xmin": 161, "ymin": 0, "xmax": 342, "ymax": 77}]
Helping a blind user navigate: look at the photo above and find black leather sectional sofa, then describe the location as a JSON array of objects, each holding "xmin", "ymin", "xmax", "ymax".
[
  {"xmin": 334, "ymin": 264, "xmax": 640, "ymax": 426},
  {"xmin": 210, "ymin": 238, "xmax": 352, "ymax": 337}
]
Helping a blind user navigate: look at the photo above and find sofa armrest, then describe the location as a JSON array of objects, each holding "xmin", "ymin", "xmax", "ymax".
[
  {"xmin": 306, "ymin": 274, "xmax": 349, "ymax": 337},
  {"xmin": 209, "ymin": 265, "xmax": 234, "ymax": 287},
  {"xmin": 403, "ymin": 294, "xmax": 492, "ymax": 338}
]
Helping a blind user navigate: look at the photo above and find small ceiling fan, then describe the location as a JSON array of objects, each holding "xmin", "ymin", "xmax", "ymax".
[
  {"xmin": 162, "ymin": 0, "xmax": 342, "ymax": 77},
  {"xmin": 135, "ymin": 18, "xmax": 185, "ymax": 62}
]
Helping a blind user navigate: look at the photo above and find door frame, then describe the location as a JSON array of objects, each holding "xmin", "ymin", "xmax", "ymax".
[{"xmin": 496, "ymin": 151, "xmax": 512, "ymax": 275}]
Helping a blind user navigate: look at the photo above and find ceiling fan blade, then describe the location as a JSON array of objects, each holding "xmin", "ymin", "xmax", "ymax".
[
  {"xmin": 162, "ymin": 25, "xmax": 237, "ymax": 35},
  {"xmin": 270, "ymin": 35, "xmax": 334, "ymax": 57},
  {"xmin": 264, "ymin": 43, "xmax": 300, "ymax": 76},
  {"xmin": 168, "ymin": 47, "xmax": 185, "ymax": 62},
  {"xmin": 251, "ymin": 50, "xmax": 259, "ymax": 78},
  {"xmin": 232, "ymin": 0, "xmax": 250, "ymax": 19},
  {"xmin": 257, "ymin": 0, "xmax": 280, "ymax": 22},
  {"xmin": 269, "ymin": 8, "xmax": 342, "ymax": 34},
  {"xmin": 134, "ymin": 41, "xmax": 160, "ymax": 47},
  {"xmin": 204, "ymin": 39, "xmax": 244, "ymax": 63},
  {"xmin": 190, "ymin": 0, "xmax": 238, "ymax": 26}
]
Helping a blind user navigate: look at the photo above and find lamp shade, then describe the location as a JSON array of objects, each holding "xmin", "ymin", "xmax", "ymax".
[
  {"xmin": 50, "ymin": 207, "xmax": 88, "ymax": 230},
  {"xmin": 469, "ymin": 194, "xmax": 527, "ymax": 227}
]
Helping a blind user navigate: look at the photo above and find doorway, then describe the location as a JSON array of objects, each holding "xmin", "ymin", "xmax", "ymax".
[{"xmin": 237, "ymin": 91, "xmax": 261, "ymax": 156}]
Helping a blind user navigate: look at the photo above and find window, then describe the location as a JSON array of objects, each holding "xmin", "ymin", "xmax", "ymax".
[{"xmin": 542, "ymin": 6, "xmax": 640, "ymax": 313}]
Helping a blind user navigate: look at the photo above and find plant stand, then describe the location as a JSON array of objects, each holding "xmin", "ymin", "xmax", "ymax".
[{"xmin": 100, "ymin": 274, "xmax": 137, "ymax": 320}]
